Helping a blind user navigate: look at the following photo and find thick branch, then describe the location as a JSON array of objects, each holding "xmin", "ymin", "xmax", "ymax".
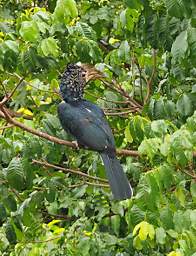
[
  {"xmin": 0, "ymin": 106, "xmax": 140, "ymax": 157},
  {"xmin": 1, "ymin": 106, "xmax": 196, "ymax": 158}
]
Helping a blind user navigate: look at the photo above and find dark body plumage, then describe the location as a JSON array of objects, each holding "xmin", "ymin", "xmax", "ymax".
[{"xmin": 58, "ymin": 64, "xmax": 133, "ymax": 200}]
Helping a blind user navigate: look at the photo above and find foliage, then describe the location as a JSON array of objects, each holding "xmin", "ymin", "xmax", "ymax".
[{"xmin": 0, "ymin": 0, "xmax": 196, "ymax": 255}]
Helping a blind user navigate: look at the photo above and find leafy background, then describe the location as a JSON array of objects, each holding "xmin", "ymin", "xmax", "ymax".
[{"xmin": 0, "ymin": 0, "xmax": 196, "ymax": 255}]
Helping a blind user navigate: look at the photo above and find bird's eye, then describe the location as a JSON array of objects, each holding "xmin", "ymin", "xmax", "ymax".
[{"xmin": 82, "ymin": 72, "xmax": 86, "ymax": 78}]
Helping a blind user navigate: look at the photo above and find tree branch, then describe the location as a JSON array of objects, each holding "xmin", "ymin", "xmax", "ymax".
[
  {"xmin": 100, "ymin": 79, "xmax": 142, "ymax": 111},
  {"xmin": 1, "ymin": 105, "xmax": 195, "ymax": 158},
  {"xmin": 105, "ymin": 109, "xmax": 138, "ymax": 116},
  {"xmin": 0, "ymin": 76, "xmax": 26, "ymax": 107},
  {"xmin": 0, "ymin": 105, "xmax": 140, "ymax": 157},
  {"xmin": 85, "ymin": 91, "xmax": 131, "ymax": 105},
  {"xmin": 32, "ymin": 159, "xmax": 108, "ymax": 183},
  {"xmin": 0, "ymin": 124, "xmax": 14, "ymax": 130},
  {"xmin": 144, "ymin": 49, "xmax": 157, "ymax": 104}
]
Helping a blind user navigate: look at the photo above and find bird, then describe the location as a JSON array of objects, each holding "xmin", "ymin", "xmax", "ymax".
[{"xmin": 57, "ymin": 63, "xmax": 133, "ymax": 200}]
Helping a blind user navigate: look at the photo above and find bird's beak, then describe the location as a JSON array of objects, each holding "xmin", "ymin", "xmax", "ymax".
[{"xmin": 80, "ymin": 64, "xmax": 105, "ymax": 83}]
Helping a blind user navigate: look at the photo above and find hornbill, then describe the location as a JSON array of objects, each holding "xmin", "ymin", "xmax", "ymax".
[{"xmin": 57, "ymin": 63, "xmax": 133, "ymax": 200}]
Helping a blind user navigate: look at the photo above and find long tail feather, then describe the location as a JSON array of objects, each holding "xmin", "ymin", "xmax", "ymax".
[{"xmin": 101, "ymin": 153, "xmax": 133, "ymax": 200}]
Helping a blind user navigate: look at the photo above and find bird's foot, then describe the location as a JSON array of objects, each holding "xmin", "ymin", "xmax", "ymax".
[{"xmin": 72, "ymin": 140, "xmax": 80, "ymax": 149}]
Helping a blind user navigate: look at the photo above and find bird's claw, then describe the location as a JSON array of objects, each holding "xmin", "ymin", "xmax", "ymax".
[{"xmin": 72, "ymin": 140, "xmax": 80, "ymax": 149}]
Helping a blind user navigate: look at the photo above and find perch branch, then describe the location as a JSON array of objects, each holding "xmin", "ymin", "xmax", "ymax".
[{"xmin": 0, "ymin": 105, "xmax": 140, "ymax": 157}]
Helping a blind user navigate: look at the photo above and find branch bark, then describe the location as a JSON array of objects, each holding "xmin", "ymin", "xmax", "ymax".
[{"xmin": 0, "ymin": 105, "xmax": 140, "ymax": 157}]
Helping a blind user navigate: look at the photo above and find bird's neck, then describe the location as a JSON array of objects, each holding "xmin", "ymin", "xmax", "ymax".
[{"xmin": 60, "ymin": 84, "xmax": 84, "ymax": 103}]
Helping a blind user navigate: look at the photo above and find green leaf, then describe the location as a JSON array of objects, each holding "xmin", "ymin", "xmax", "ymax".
[
  {"xmin": 165, "ymin": 0, "xmax": 186, "ymax": 19},
  {"xmin": 190, "ymin": 181, "xmax": 196, "ymax": 203},
  {"xmin": 124, "ymin": 0, "xmax": 143, "ymax": 10},
  {"xmin": 175, "ymin": 187, "xmax": 186, "ymax": 207},
  {"xmin": 53, "ymin": 0, "xmax": 78, "ymax": 24},
  {"xmin": 176, "ymin": 94, "xmax": 193, "ymax": 117},
  {"xmin": 76, "ymin": 38, "xmax": 102, "ymax": 62},
  {"xmin": 4, "ymin": 40, "xmax": 19, "ymax": 54},
  {"xmin": 133, "ymin": 221, "xmax": 155, "ymax": 241},
  {"xmin": 125, "ymin": 124, "xmax": 133, "ymax": 143},
  {"xmin": 129, "ymin": 115, "xmax": 151, "ymax": 144},
  {"xmin": 6, "ymin": 158, "xmax": 25, "ymax": 191},
  {"xmin": 3, "ymin": 195, "xmax": 17, "ymax": 212},
  {"xmin": 190, "ymin": 209, "xmax": 196, "ymax": 227},
  {"xmin": 133, "ymin": 236, "xmax": 143, "ymax": 250},
  {"xmin": 118, "ymin": 40, "xmax": 130, "ymax": 63},
  {"xmin": 138, "ymin": 138, "xmax": 161, "ymax": 159},
  {"xmin": 171, "ymin": 31, "xmax": 188, "ymax": 61},
  {"xmin": 39, "ymin": 37, "xmax": 59, "ymax": 57},
  {"xmin": 74, "ymin": 22, "xmax": 97, "ymax": 41},
  {"xmin": 160, "ymin": 207, "xmax": 174, "ymax": 229},
  {"xmin": 5, "ymin": 222, "xmax": 17, "ymax": 244},
  {"xmin": 151, "ymin": 120, "xmax": 168, "ymax": 137},
  {"xmin": 111, "ymin": 215, "xmax": 120, "ymax": 236},
  {"xmin": 169, "ymin": 129, "xmax": 193, "ymax": 166},
  {"xmin": 19, "ymin": 21, "xmax": 40, "ymax": 42},
  {"xmin": 156, "ymin": 227, "xmax": 166, "ymax": 244},
  {"xmin": 0, "ymin": 203, "xmax": 7, "ymax": 223},
  {"xmin": 167, "ymin": 251, "xmax": 182, "ymax": 256}
]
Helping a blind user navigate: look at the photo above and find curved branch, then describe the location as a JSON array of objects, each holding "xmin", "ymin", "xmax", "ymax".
[
  {"xmin": 1, "ymin": 106, "xmax": 196, "ymax": 159},
  {"xmin": 0, "ymin": 106, "xmax": 140, "ymax": 157}
]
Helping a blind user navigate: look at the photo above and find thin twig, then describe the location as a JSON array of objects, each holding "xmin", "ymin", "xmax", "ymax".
[
  {"xmin": 9, "ymin": 188, "xmax": 23, "ymax": 202},
  {"xmin": 68, "ymin": 182, "xmax": 86, "ymax": 188},
  {"xmin": 144, "ymin": 49, "xmax": 157, "ymax": 104},
  {"xmin": 0, "ymin": 82, "xmax": 8, "ymax": 95},
  {"xmin": 6, "ymin": 72, "xmax": 59, "ymax": 96},
  {"xmin": 182, "ymin": 169, "xmax": 196, "ymax": 180},
  {"xmin": 0, "ymin": 124, "xmax": 14, "ymax": 130},
  {"xmin": 103, "ymin": 107, "xmax": 133, "ymax": 111},
  {"xmin": 0, "ymin": 77, "xmax": 26, "ymax": 108},
  {"xmin": 85, "ymin": 181, "xmax": 109, "ymax": 187},
  {"xmin": 68, "ymin": 181, "xmax": 109, "ymax": 188},
  {"xmin": 105, "ymin": 110, "xmax": 136, "ymax": 116},
  {"xmin": 117, "ymin": 149, "xmax": 140, "ymax": 157},
  {"xmin": 0, "ymin": 107, "xmax": 33, "ymax": 120},
  {"xmin": 135, "ymin": 60, "xmax": 144, "ymax": 103},
  {"xmin": 9, "ymin": 76, "xmax": 26, "ymax": 100},
  {"xmin": 85, "ymin": 91, "xmax": 130, "ymax": 105},
  {"xmin": 48, "ymin": 213, "xmax": 75, "ymax": 220},
  {"xmin": 101, "ymin": 79, "xmax": 142, "ymax": 111},
  {"xmin": 22, "ymin": 236, "xmax": 61, "ymax": 244},
  {"xmin": 32, "ymin": 159, "xmax": 108, "ymax": 183}
]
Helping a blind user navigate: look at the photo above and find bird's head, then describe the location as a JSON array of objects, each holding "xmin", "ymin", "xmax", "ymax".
[{"xmin": 59, "ymin": 63, "xmax": 103, "ymax": 101}]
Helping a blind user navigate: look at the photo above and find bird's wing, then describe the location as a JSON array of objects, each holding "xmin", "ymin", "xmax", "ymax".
[
  {"xmin": 58, "ymin": 101, "xmax": 115, "ymax": 152},
  {"xmin": 80, "ymin": 100, "xmax": 115, "ymax": 146}
]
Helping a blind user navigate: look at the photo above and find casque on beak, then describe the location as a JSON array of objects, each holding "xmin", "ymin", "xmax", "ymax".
[{"xmin": 79, "ymin": 63, "xmax": 105, "ymax": 83}]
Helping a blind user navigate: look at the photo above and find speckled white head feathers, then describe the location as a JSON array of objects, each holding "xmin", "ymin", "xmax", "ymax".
[{"xmin": 59, "ymin": 63, "xmax": 87, "ymax": 102}]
